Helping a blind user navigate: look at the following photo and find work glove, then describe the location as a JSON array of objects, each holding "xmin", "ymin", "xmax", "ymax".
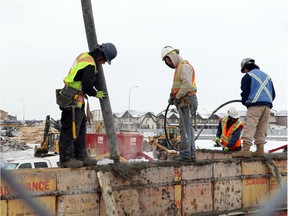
[
  {"xmin": 223, "ymin": 147, "xmax": 229, "ymax": 152},
  {"xmin": 214, "ymin": 137, "xmax": 220, "ymax": 143},
  {"xmin": 96, "ymin": 91, "xmax": 106, "ymax": 100},
  {"xmin": 173, "ymin": 99, "xmax": 180, "ymax": 106}
]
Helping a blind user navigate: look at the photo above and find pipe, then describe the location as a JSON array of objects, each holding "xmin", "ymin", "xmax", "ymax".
[
  {"xmin": 195, "ymin": 99, "xmax": 242, "ymax": 140},
  {"xmin": 81, "ymin": 0, "xmax": 120, "ymax": 161}
]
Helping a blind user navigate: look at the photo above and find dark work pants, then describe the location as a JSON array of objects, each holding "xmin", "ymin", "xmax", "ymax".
[{"xmin": 59, "ymin": 107, "xmax": 87, "ymax": 162}]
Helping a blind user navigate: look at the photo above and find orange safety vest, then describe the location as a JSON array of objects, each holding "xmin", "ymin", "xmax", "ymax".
[
  {"xmin": 220, "ymin": 116, "xmax": 244, "ymax": 150},
  {"xmin": 171, "ymin": 60, "xmax": 197, "ymax": 95}
]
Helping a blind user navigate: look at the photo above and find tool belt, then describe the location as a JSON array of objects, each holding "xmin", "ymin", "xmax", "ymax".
[
  {"xmin": 178, "ymin": 93, "xmax": 192, "ymax": 108},
  {"xmin": 56, "ymin": 86, "xmax": 81, "ymax": 108}
]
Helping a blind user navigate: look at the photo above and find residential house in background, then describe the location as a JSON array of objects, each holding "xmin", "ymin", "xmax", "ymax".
[
  {"xmin": 196, "ymin": 113, "xmax": 219, "ymax": 130},
  {"xmin": 0, "ymin": 110, "xmax": 9, "ymax": 121},
  {"xmin": 87, "ymin": 109, "xmax": 287, "ymax": 133},
  {"xmin": 90, "ymin": 110, "xmax": 157, "ymax": 132},
  {"xmin": 156, "ymin": 108, "xmax": 179, "ymax": 129},
  {"xmin": 274, "ymin": 110, "xmax": 287, "ymax": 128},
  {"xmin": 114, "ymin": 110, "xmax": 157, "ymax": 131}
]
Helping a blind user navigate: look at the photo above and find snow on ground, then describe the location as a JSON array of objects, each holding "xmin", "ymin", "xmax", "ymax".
[{"xmin": 1, "ymin": 140, "xmax": 287, "ymax": 166}]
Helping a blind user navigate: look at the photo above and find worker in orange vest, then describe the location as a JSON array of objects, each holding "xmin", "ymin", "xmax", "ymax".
[
  {"xmin": 161, "ymin": 46, "xmax": 198, "ymax": 162},
  {"xmin": 214, "ymin": 107, "xmax": 244, "ymax": 152}
]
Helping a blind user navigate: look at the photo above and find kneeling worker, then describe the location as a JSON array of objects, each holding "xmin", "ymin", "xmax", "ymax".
[{"xmin": 214, "ymin": 107, "xmax": 244, "ymax": 152}]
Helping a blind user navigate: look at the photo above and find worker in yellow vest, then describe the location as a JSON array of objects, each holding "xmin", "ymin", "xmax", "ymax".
[
  {"xmin": 56, "ymin": 43, "xmax": 117, "ymax": 168},
  {"xmin": 161, "ymin": 46, "xmax": 198, "ymax": 162},
  {"xmin": 214, "ymin": 107, "xmax": 244, "ymax": 152}
]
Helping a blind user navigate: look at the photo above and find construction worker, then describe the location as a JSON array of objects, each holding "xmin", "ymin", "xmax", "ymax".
[
  {"xmin": 214, "ymin": 107, "xmax": 244, "ymax": 152},
  {"xmin": 161, "ymin": 46, "xmax": 198, "ymax": 162},
  {"xmin": 232, "ymin": 58, "xmax": 275, "ymax": 158},
  {"xmin": 57, "ymin": 43, "xmax": 117, "ymax": 168}
]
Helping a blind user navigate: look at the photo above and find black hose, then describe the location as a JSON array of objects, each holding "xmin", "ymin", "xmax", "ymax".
[
  {"xmin": 164, "ymin": 104, "xmax": 179, "ymax": 151},
  {"xmin": 194, "ymin": 99, "xmax": 242, "ymax": 140},
  {"xmin": 164, "ymin": 99, "xmax": 242, "ymax": 149}
]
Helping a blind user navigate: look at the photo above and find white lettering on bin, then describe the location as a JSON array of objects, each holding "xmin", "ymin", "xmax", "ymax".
[
  {"xmin": 98, "ymin": 136, "xmax": 104, "ymax": 144},
  {"xmin": 130, "ymin": 137, "xmax": 136, "ymax": 146}
]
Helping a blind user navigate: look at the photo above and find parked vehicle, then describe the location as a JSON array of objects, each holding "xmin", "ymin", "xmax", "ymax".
[{"xmin": 2, "ymin": 156, "xmax": 59, "ymax": 170}]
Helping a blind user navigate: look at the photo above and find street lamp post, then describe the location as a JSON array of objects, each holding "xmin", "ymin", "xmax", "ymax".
[
  {"xmin": 128, "ymin": 86, "xmax": 139, "ymax": 130},
  {"xmin": 19, "ymin": 98, "xmax": 25, "ymax": 123},
  {"xmin": 12, "ymin": 112, "xmax": 21, "ymax": 121}
]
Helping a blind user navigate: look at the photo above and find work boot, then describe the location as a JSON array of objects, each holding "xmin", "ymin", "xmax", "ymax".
[
  {"xmin": 251, "ymin": 144, "xmax": 264, "ymax": 157},
  {"xmin": 59, "ymin": 158, "xmax": 83, "ymax": 168},
  {"xmin": 191, "ymin": 153, "xmax": 196, "ymax": 162},
  {"xmin": 79, "ymin": 156, "xmax": 98, "ymax": 166},
  {"xmin": 232, "ymin": 145, "xmax": 251, "ymax": 158},
  {"xmin": 172, "ymin": 155, "xmax": 192, "ymax": 163}
]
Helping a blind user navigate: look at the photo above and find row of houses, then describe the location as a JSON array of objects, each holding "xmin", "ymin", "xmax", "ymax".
[
  {"xmin": 89, "ymin": 109, "xmax": 288, "ymax": 133},
  {"xmin": 1, "ymin": 109, "xmax": 287, "ymax": 132}
]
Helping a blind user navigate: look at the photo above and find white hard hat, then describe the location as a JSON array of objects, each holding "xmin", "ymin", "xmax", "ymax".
[
  {"xmin": 227, "ymin": 107, "xmax": 240, "ymax": 119},
  {"xmin": 161, "ymin": 46, "xmax": 179, "ymax": 60}
]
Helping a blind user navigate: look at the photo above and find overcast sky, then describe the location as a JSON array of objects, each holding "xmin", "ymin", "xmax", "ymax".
[{"xmin": 1, "ymin": 0, "xmax": 287, "ymax": 121}]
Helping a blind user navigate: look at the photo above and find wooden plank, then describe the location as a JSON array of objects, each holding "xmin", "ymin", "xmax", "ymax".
[
  {"xmin": 97, "ymin": 171, "xmax": 118, "ymax": 216},
  {"xmin": 0, "ymin": 200, "xmax": 7, "ymax": 216},
  {"xmin": 183, "ymin": 183, "xmax": 213, "ymax": 214},
  {"xmin": 8, "ymin": 197, "xmax": 55, "ymax": 216},
  {"xmin": 57, "ymin": 194, "xmax": 99, "ymax": 215},
  {"xmin": 174, "ymin": 167, "xmax": 182, "ymax": 216}
]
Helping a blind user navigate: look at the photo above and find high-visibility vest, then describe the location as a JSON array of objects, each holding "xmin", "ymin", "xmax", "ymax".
[
  {"xmin": 63, "ymin": 52, "xmax": 96, "ymax": 108},
  {"xmin": 220, "ymin": 116, "xmax": 243, "ymax": 150},
  {"xmin": 171, "ymin": 60, "xmax": 197, "ymax": 95},
  {"xmin": 64, "ymin": 52, "xmax": 96, "ymax": 90},
  {"xmin": 246, "ymin": 69, "xmax": 273, "ymax": 104}
]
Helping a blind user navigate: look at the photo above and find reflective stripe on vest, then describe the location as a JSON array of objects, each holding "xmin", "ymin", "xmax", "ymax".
[
  {"xmin": 64, "ymin": 53, "xmax": 96, "ymax": 90},
  {"xmin": 171, "ymin": 60, "xmax": 197, "ymax": 95},
  {"xmin": 248, "ymin": 71, "xmax": 273, "ymax": 103},
  {"xmin": 220, "ymin": 116, "xmax": 243, "ymax": 150}
]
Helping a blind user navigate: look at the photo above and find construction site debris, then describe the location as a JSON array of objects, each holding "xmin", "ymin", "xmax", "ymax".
[
  {"xmin": 16, "ymin": 126, "xmax": 59, "ymax": 144},
  {"xmin": 0, "ymin": 136, "xmax": 30, "ymax": 152}
]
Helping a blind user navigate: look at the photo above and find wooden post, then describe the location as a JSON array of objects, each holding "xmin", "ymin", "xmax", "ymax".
[{"xmin": 81, "ymin": 0, "xmax": 120, "ymax": 161}]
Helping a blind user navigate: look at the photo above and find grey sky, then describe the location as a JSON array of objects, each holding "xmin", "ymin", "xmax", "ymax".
[{"xmin": 1, "ymin": 0, "xmax": 287, "ymax": 120}]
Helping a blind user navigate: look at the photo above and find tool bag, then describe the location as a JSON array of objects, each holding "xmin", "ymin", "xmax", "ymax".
[
  {"xmin": 178, "ymin": 93, "xmax": 192, "ymax": 108},
  {"xmin": 56, "ymin": 86, "xmax": 79, "ymax": 108}
]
